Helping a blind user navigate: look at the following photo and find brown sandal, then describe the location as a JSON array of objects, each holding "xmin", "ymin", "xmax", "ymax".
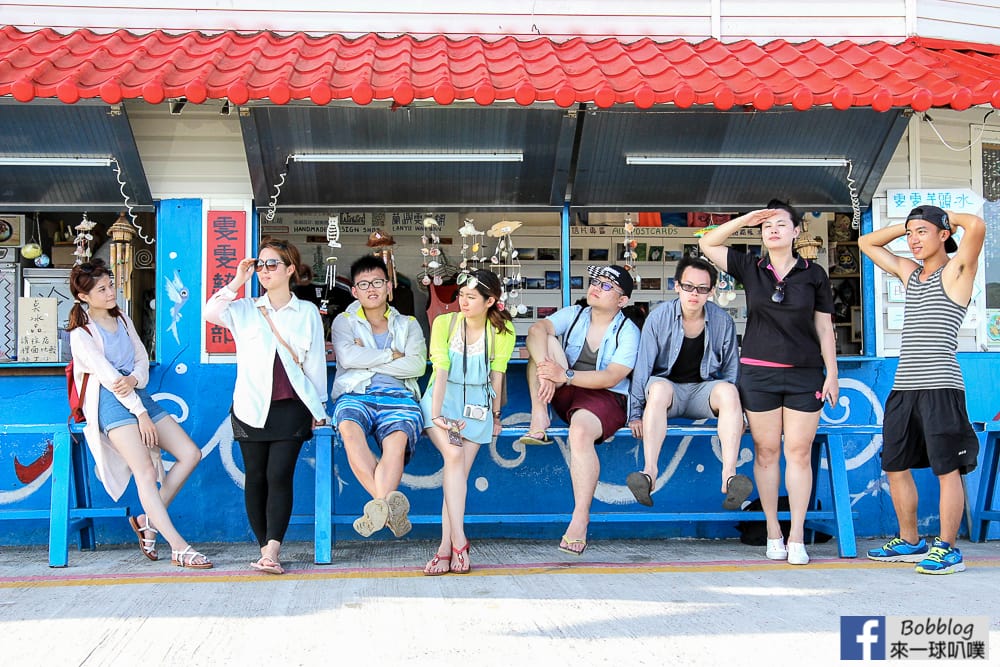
[
  {"xmin": 128, "ymin": 515, "xmax": 158, "ymax": 561},
  {"xmin": 171, "ymin": 545, "xmax": 213, "ymax": 569}
]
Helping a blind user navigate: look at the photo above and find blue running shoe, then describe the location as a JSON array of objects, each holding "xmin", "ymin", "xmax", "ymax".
[
  {"xmin": 915, "ymin": 538, "xmax": 966, "ymax": 575},
  {"xmin": 866, "ymin": 537, "xmax": 928, "ymax": 562}
]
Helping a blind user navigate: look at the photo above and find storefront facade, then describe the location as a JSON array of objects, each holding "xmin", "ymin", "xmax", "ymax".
[{"xmin": 1, "ymin": 4, "xmax": 999, "ymax": 545}]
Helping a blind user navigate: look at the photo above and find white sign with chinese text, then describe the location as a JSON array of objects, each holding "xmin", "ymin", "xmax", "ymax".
[
  {"xmin": 886, "ymin": 189, "xmax": 984, "ymax": 218},
  {"xmin": 17, "ymin": 297, "xmax": 58, "ymax": 362}
]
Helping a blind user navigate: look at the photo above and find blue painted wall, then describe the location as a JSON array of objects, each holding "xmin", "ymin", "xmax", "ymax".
[{"xmin": 1, "ymin": 198, "xmax": 998, "ymax": 547}]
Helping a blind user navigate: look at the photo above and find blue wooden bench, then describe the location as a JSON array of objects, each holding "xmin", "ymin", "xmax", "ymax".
[
  {"xmin": 0, "ymin": 423, "xmax": 129, "ymax": 567},
  {"xmin": 971, "ymin": 420, "xmax": 1000, "ymax": 542},
  {"xmin": 313, "ymin": 423, "xmax": 879, "ymax": 563}
]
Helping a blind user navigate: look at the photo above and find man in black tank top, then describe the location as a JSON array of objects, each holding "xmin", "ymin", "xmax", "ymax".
[{"xmin": 860, "ymin": 205, "xmax": 985, "ymax": 575}]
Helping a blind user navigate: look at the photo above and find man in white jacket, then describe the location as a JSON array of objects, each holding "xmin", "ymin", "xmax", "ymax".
[{"xmin": 330, "ymin": 256, "xmax": 427, "ymax": 538}]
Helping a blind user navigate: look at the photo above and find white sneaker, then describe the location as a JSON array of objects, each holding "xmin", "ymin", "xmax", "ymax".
[
  {"xmin": 766, "ymin": 537, "xmax": 788, "ymax": 560},
  {"xmin": 787, "ymin": 541, "xmax": 810, "ymax": 565}
]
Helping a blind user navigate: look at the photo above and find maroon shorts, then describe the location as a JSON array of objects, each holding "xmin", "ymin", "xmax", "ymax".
[{"xmin": 551, "ymin": 385, "xmax": 628, "ymax": 444}]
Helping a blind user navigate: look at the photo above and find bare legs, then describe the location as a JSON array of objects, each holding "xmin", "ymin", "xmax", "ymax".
[
  {"xmin": 745, "ymin": 407, "xmax": 820, "ymax": 544},
  {"xmin": 561, "ymin": 409, "xmax": 603, "ymax": 553},
  {"xmin": 339, "ymin": 421, "xmax": 407, "ymax": 498},
  {"xmin": 425, "ymin": 425, "xmax": 481, "ymax": 573},
  {"xmin": 107, "ymin": 417, "xmax": 205, "ymax": 559},
  {"xmin": 640, "ymin": 379, "xmax": 744, "ymax": 495},
  {"xmin": 886, "ymin": 468, "xmax": 963, "ymax": 546},
  {"xmin": 639, "ymin": 379, "xmax": 675, "ymax": 484},
  {"xmin": 525, "ymin": 337, "xmax": 569, "ymax": 436},
  {"xmin": 711, "ymin": 382, "xmax": 744, "ymax": 493}
]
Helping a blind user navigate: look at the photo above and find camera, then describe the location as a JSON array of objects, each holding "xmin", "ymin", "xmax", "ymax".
[{"xmin": 462, "ymin": 404, "xmax": 489, "ymax": 421}]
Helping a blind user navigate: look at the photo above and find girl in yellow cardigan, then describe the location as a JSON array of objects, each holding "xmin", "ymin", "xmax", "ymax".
[{"xmin": 420, "ymin": 270, "xmax": 515, "ymax": 575}]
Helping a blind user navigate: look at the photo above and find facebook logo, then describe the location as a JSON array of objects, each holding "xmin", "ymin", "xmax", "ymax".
[{"xmin": 841, "ymin": 616, "xmax": 886, "ymax": 660}]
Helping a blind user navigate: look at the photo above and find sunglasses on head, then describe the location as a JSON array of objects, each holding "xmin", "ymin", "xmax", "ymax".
[
  {"xmin": 255, "ymin": 258, "xmax": 286, "ymax": 272},
  {"xmin": 354, "ymin": 278, "xmax": 388, "ymax": 290},
  {"xmin": 678, "ymin": 282, "xmax": 712, "ymax": 295},
  {"xmin": 456, "ymin": 271, "xmax": 479, "ymax": 289},
  {"xmin": 771, "ymin": 281, "xmax": 786, "ymax": 304},
  {"xmin": 589, "ymin": 277, "xmax": 622, "ymax": 293}
]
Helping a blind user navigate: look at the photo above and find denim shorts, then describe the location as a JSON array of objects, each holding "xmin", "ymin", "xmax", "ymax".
[{"xmin": 98, "ymin": 384, "xmax": 170, "ymax": 433}]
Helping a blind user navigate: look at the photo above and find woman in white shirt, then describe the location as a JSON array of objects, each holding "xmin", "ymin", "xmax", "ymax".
[
  {"xmin": 69, "ymin": 259, "xmax": 211, "ymax": 569},
  {"xmin": 205, "ymin": 239, "xmax": 328, "ymax": 574}
]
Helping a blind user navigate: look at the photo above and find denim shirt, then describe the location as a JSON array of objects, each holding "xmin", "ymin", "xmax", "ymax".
[
  {"xmin": 628, "ymin": 299, "xmax": 738, "ymax": 422},
  {"xmin": 546, "ymin": 305, "xmax": 640, "ymax": 396}
]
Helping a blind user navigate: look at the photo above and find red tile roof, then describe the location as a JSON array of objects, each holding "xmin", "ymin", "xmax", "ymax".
[{"xmin": 1, "ymin": 27, "xmax": 998, "ymax": 111}]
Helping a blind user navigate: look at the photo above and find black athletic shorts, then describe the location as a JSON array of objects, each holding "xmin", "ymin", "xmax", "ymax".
[
  {"xmin": 737, "ymin": 363, "xmax": 824, "ymax": 413},
  {"xmin": 881, "ymin": 389, "xmax": 979, "ymax": 476}
]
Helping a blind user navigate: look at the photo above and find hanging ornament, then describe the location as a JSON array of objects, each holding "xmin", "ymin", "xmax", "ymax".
[
  {"xmin": 22, "ymin": 213, "xmax": 43, "ymax": 260},
  {"xmin": 618, "ymin": 213, "xmax": 638, "ymax": 285},
  {"xmin": 367, "ymin": 227, "xmax": 398, "ymax": 287},
  {"xmin": 485, "ymin": 220, "xmax": 525, "ymax": 316},
  {"xmin": 321, "ymin": 214, "xmax": 341, "ymax": 315},
  {"xmin": 74, "ymin": 212, "xmax": 97, "ymax": 265},
  {"xmin": 418, "ymin": 215, "xmax": 444, "ymax": 288},
  {"xmin": 108, "ymin": 211, "xmax": 136, "ymax": 301},
  {"xmin": 716, "ymin": 271, "xmax": 737, "ymax": 305}
]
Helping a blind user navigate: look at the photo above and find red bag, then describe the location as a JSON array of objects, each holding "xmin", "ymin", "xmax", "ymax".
[{"xmin": 67, "ymin": 328, "xmax": 93, "ymax": 423}]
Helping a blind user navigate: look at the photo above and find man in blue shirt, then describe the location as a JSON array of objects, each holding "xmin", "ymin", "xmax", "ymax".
[
  {"xmin": 519, "ymin": 265, "xmax": 640, "ymax": 556},
  {"xmin": 626, "ymin": 256, "xmax": 751, "ymax": 510}
]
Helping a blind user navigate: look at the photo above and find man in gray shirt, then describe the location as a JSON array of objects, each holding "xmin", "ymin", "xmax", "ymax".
[{"xmin": 626, "ymin": 256, "xmax": 751, "ymax": 510}]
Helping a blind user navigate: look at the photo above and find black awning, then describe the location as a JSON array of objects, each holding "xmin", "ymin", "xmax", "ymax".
[
  {"xmin": 0, "ymin": 100, "xmax": 152, "ymax": 212},
  {"xmin": 241, "ymin": 104, "xmax": 576, "ymax": 212},
  {"xmin": 570, "ymin": 107, "xmax": 909, "ymax": 212}
]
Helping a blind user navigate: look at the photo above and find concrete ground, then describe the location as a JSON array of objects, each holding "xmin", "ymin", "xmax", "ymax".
[{"xmin": 1, "ymin": 537, "xmax": 998, "ymax": 666}]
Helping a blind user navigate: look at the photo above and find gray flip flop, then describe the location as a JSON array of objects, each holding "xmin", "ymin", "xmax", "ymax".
[
  {"xmin": 723, "ymin": 474, "xmax": 753, "ymax": 510},
  {"xmin": 626, "ymin": 471, "xmax": 654, "ymax": 507}
]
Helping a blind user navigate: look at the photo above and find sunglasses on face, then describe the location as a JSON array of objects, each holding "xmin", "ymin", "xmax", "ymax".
[
  {"xmin": 255, "ymin": 258, "xmax": 286, "ymax": 272},
  {"xmin": 589, "ymin": 277, "xmax": 622, "ymax": 294},
  {"xmin": 771, "ymin": 281, "xmax": 786, "ymax": 304},
  {"xmin": 678, "ymin": 282, "xmax": 712, "ymax": 295},
  {"xmin": 354, "ymin": 278, "xmax": 388, "ymax": 290}
]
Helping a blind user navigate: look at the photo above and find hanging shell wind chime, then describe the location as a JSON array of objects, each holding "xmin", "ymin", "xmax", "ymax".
[
  {"xmin": 619, "ymin": 213, "xmax": 640, "ymax": 289},
  {"xmin": 486, "ymin": 220, "xmax": 526, "ymax": 315},
  {"xmin": 73, "ymin": 212, "xmax": 97, "ymax": 265},
  {"xmin": 457, "ymin": 217, "xmax": 486, "ymax": 274},
  {"xmin": 419, "ymin": 216, "xmax": 445, "ymax": 286},
  {"xmin": 319, "ymin": 214, "xmax": 341, "ymax": 316}
]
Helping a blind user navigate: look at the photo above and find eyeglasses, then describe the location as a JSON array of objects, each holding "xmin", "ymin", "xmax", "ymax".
[
  {"xmin": 354, "ymin": 278, "xmax": 388, "ymax": 290},
  {"xmin": 589, "ymin": 277, "xmax": 622, "ymax": 294},
  {"xmin": 771, "ymin": 281, "xmax": 786, "ymax": 304},
  {"xmin": 678, "ymin": 282, "xmax": 712, "ymax": 295},
  {"xmin": 255, "ymin": 258, "xmax": 286, "ymax": 272}
]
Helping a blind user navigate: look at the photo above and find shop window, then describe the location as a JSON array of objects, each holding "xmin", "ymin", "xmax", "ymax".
[
  {"xmin": 0, "ymin": 211, "xmax": 156, "ymax": 364},
  {"xmin": 568, "ymin": 210, "xmax": 863, "ymax": 355}
]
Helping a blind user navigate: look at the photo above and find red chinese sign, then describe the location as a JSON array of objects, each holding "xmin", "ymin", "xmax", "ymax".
[{"xmin": 205, "ymin": 210, "xmax": 246, "ymax": 353}]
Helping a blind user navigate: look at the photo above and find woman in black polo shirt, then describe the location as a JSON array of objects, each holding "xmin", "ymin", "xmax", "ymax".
[{"xmin": 699, "ymin": 200, "xmax": 838, "ymax": 566}]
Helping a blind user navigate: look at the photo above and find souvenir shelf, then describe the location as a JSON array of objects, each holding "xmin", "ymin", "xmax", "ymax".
[{"xmin": 828, "ymin": 216, "xmax": 863, "ymax": 356}]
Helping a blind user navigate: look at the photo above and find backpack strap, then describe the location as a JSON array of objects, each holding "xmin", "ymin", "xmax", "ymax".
[{"xmin": 562, "ymin": 305, "xmax": 585, "ymax": 349}]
